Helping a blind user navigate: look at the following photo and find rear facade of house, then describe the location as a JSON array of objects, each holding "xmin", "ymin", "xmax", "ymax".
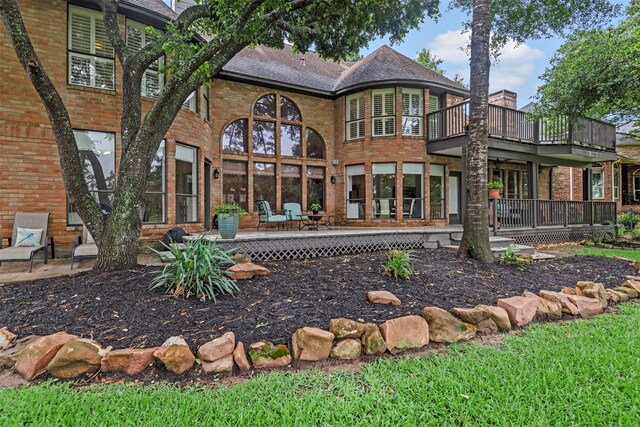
[{"xmin": 0, "ymin": 0, "xmax": 621, "ymax": 253}]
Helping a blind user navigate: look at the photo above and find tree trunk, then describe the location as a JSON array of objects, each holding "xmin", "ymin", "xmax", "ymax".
[
  {"xmin": 457, "ymin": 0, "xmax": 494, "ymax": 262},
  {"xmin": 94, "ymin": 216, "xmax": 141, "ymax": 269}
]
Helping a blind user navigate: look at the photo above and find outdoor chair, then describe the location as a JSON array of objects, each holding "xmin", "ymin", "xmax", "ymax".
[
  {"xmin": 283, "ymin": 203, "xmax": 309, "ymax": 230},
  {"xmin": 70, "ymin": 224, "xmax": 98, "ymax": 270},
  {"xmin": 403, "ymin": 199, "xmax": 416, "ymax": 219},
  {"xmin": 0, "ymin": 212, "xmax": 49, "ymax": 272},
  {"xmin": 256, "ymin": 200, "xmax": 288, "ymax": 231}
]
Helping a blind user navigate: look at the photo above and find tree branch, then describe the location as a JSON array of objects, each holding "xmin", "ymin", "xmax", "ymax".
[{"xmin": 95, "ymin": 0, "xmax": 126, "ymax": 64}]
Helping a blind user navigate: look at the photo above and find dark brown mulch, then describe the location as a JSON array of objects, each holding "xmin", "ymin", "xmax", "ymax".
[{"xmin": 0, "ymin": 248, "xmax": 634, "ymax": 352}]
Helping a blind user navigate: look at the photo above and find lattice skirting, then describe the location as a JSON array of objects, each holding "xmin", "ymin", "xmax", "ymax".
[
  {"xmin": 217, "ymin": 233, "xmax": 444, "ymax": 261},
  {"xmin": 497, "ymin": 225, "xmax": 611, "ymax": 246}
]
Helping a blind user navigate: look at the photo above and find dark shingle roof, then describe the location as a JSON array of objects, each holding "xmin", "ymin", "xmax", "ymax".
[
  {"xmin": 334, "ymin": 45, "xmax": 467, "ymax": 94},
  {"xmin": 222, "ymin": 44, "xmax": 351, "ymax": 93},
  {"xmin": 122, "ymin": 0, "xmax": 178, "ymax": 20}
]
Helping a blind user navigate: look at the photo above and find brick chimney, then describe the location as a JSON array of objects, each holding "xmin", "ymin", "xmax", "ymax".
[{"xmin": 488, "ymin": 90, "xmax": 517, "ymax": 109}]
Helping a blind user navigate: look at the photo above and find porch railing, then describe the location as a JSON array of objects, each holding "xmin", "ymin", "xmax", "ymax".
[
  {"xmin": 490, "ymin": 199, "xmax": 617, "ymax": 231},
  {"xmin": 426, "ymin": 101, "xmax": 616, "ymax": 152}
]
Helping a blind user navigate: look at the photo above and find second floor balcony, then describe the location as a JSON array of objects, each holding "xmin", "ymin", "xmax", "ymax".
[{"xmin": 426, "ymin": 101, "xmax": 617, "ymax": 165}]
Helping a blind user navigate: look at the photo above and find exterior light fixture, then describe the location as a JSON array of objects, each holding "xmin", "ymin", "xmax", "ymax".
[
  {"xmin": 213, "ymin": 168, "xmax": 220, "ymax": 179},
  {"xmin": 331, "ymin": 175, "xmax": 336, "ymax": 184}
]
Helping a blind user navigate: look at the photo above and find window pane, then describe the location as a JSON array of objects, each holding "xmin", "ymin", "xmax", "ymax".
[
  {"xmin": 372, "ymin": 163, "xmax": 396, "ymax": 219},
  {"xmin": 176, "ymin": 144, "xmax": 197, "ymax": 222},
  {"xmin": 74, "ymin": 130, "xmax": 115, "ymax": 192},
  {"xmin": 306, "ymin": 129, "xmax": 325, "ymax": 159},
  {"xmin": 346, "ymin": 165, "xmax": 366, "ymax": 219},
  {"xmin": 147, "ymin": 141, "xmax": 165, "ymax": 193},
  {"xmin": 253, "ymin": 162, "xmax": 276, "ymax": 209},
  {"xmin": 281, "ymin": 165, "xmax": 301, "ymax": 206},
  {"xmin": 253, "ymin": 121, "xmax": 276, "ymax": 155},
  {"xmin": 592, "ymin": 171, "xmax": 604, "ymax": 199},
  {"xmin": 143, "ymin": 193, "xmax": 164, "ymax": 223},
  {"xmin": 222, "ymin": 119, "xmax": 247, "ymax": 152},
  {"xmin": 222, "ymin": 160, "xmax": 248, "ymax": 211},
  {"xmin": 429, "ymin": 164, "xmax": 445, "ymax": 220},
  {"xmin": 280, "ymin": 96, "xmax": 301, "ymax": 121},
  {"xmin": 254, "ymin": 94, "xmax": 276, "ymax": 118},
  {"xmin": 307, "ymin": 167, "xmax": 325, "ymax": 210},
  {"xmin": 403, "ymin": 163, "xmax": 423, "ymax": 219},
  {"xmin": 68, "ymin": 191, "xmax": 114, "ymax": 225},
  {"xmin": 280, "ymin": 124, "xmax": 301, "ymax": 157}
]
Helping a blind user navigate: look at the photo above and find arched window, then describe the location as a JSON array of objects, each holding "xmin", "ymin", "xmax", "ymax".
[
  {"xmin": 306, "ymin": 128, "xmax": 325, "ymax": 159},
  {"xmin": 254, "ymin": 94, "xmax": 276, "ymax": 118},
  {"xmin": 280, "ymin": 96, "xmax": 301, "ymax": 121},
  {"xmin": 222, "ymin": 119, "xmax": 248, "ymax": 152}
]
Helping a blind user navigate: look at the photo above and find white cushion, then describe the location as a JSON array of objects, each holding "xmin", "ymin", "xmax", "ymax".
[
  {"xmin": 15, "ymin": 228, "xmax": 43, "ymax": 247},
  {"xmin": 85, "ymin": 232, "xmax": 95, "ymax": 245}
]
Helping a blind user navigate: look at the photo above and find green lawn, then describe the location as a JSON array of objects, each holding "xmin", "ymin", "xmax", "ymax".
[
  {"xmin": 2, "ymin": 304, "xmax": 640, "ymax": 426},
  {"xmin": 574, "ymin": 246, "xmax": 640, "ymax": 261}
]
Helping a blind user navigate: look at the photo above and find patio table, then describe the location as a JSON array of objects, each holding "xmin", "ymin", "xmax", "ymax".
[{"xmin": 298, "ymin": 213, "xmax": 334, "ymax": 230}]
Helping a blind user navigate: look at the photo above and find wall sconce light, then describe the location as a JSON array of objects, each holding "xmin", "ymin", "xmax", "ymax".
[
  {"xmin": 213, "ymin": 168, "xmax": 220, "ymax": 179},
  {"xmin": 330, "ymin": 175, "xmax": 336, "ymax": 184}
]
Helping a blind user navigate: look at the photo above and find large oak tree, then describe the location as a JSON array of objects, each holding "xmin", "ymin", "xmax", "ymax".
[
  {"xmin": 454, "ymin": 0, "xmax": 619, "ymax": 261},
  {"xmin": 0, "ymin": 0, "xmax": 438, "ymax": 269}
]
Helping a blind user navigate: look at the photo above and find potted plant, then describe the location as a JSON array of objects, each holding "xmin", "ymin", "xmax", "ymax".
[
  {"xmin": 309, "ymin": 203, "xmax": 322, "ymax": 220},
  {"xmin": 488, "ymin": 180, "xmax": 503, "ymax": 199},
  {"xmin": 213, "ymin": 204, "xmax": 246, "ymax": 239}
]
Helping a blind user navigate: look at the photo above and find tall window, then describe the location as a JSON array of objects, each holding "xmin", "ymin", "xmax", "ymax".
[
  {"xmin": 507, "ymin": 171, "xmax": 519, "ymax": 199},
  {"xmin": 402, "ymin": 89, "xmax": 424, "ymax": 136},
  {"xmin": 202, "ymin": 86, "xmax": 210, "ymax": 121},
  {"xmin": 372, "ymin": 89, "xmax": 395, "ymax": 136},
  {"xmin": 281, "ymin": 165, "xmax": 301, "ymax": 205},
  {"xmin": 613, "ymin": 163, "xmax": 620, "ymax": 200},
  {"xmin": 306, "ymin": 128, "xmax": 325, "ymax": 159},
  {"xmin": 307, "ymin": 167, "xmax": 325, "ymax": 210},
  {"xmin": 592, "ymin": 166, "xmax": 604, "ymax": 199},
  {"xmin": 372, "ymin": 163, "xmax": 396, "ymax": 219},
  {"xmin": 175, "ymin": 144, "xmax": 198, "ymax": 223},
  {"xmin": 253, "ymin": 121, "xmax": 276, "ymax": 155},
  {"xmin": 280, "ymin": 124, "xmax": 301, "ymax": 157},
  {"xmin": 346, "ymin": 93, "xmax": 365, "ymax": 140},
  {"xmin": 429, "ymin": 164, "xmax": 445, "ymax": 220},
  {"xmin": 222, "ymin": 120, "xmax": 248, "ymax": 152},
  {"xmin": 183, "ymin": 91, "xmax": 198, "ymax": 112},
  {"xmin": 346, "ymin": 165, "xmax": 366, "ymax": 219},
  {"xmin": 403, "ymin": 163, "xmax": 423, "ymax": 219},
  {"xmin": 253, "ymin": 162, "xmax": 276, "ymax": 208},
  {"xmin": 126, "ymin": 20, "xmax": 163, "ymax": 98},
  {"xmin": 68, "ymin": 130, "xmax": 116, "ymax": 224},
  {"xmin": 68, "ymin": 6, "xmax": 115, "ymax": 90},
  {"xmin": 144, "ymin": 141, "xmax": 165, "ymax": 223},
  {"xmin": 222, "ymin": 160, "xmax": 248, "ymax": 210},
  {"xmin": 634, "ymin": 170, "xmax": 640, "ymax": 201}
]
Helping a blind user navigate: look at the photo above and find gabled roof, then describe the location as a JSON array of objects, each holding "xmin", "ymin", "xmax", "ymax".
[
  {"xmin": 122, "ymin": 0, "xmax": 178, "ymax": 19},
  {"xmin": 334, "ymin": 45, "xmax": 467, "ymax": 94}
]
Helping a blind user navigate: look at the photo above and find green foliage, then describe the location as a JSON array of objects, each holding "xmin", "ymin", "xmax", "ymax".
[
  {"xmin": 415, "ymin": 48, "xmax": 445, "ymax": 74},
  {"xmin": 605, "ymin": 221, "xmax": 625, "ymax": 241},
  {"xmin": 310, "ymin": 203, "xmax": 322, "ymax": 212},
  {"xmin": 488, "ymin": 180, "xmax": 504, "ymax": 190},
  {"xmin": 383, "ymin": 249, "xmax": 415, "ymax": 279},
  {"xmin": 500, "ymin": 244, "xmax": 528, "ymax": 271},
  {"xmin": 213, "ymin": 204, "xmax": 246, "ymax": 216},
  {"xmin": 618, "ymin": 211, "xmax": 640, "ymax": 229},
  {"xmin": 149, "ymin": 237, "xmax": 239, "ymax": 301},
  {"xmin": 536, "ymin": 0, "xmax": 638, "ymax": 126}
]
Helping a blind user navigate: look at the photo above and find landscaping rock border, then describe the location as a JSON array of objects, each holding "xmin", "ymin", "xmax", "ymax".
[{"xmin": 1, "ymin": 268, "xmax": 639, "ymax": 383}]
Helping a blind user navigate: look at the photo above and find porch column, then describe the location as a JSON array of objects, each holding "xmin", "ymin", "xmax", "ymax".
[
  {"xmin": 460, "ymin": 147, "xmax": 467, "ymax": 224},
  {"xmin": 527, "ymin": 161, "xmax": 539, "ymax": 199},
  {"xmin": 583, "ymin": 168, "xmax": 593, "ymax": 201}
]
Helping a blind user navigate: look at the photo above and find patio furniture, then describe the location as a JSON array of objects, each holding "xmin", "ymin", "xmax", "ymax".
[
  {"xmin": 283, "ymin": 203, "xmax": 309, "ymax": 230},
  {"xmin": 403, "ymin": 199, "xmax": 417, "ymax": 219},
  {"xmin": 71, "ymin": 224, "xmax": 98, "ymax": 270},
  {"xmin": 0, "ymin": 212, "xmax": 49, "ymax": 272},
  {"xmin": 256, "ymin": 200, "xmax": 288, "ymax": 231},
  {"xmin": 299, "ymin": 213, "xmax": 334, "ymax": 230}
]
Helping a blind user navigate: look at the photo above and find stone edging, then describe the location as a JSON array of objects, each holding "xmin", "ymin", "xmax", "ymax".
[{"xmin": 1, "ymin": 270, "xmax": 640, "ymax": 383}]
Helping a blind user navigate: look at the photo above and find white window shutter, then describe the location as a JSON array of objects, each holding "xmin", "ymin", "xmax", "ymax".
[
  {"xmin": 373, "ymin": 93, "xmax": 383, "ymax": 117},
  {"xmin": 143, "ymin": 70, "xmax": 161, "ymax": 98},
  {"xmin": 94, "ymin": 58, "xmax": 115, "ymax": 90},
  {"xmin": 402, "ymin": 93, "xmax": 410, "ymax": 115},
  {"xmin": 384, "ymin": 92, "xmax": 394, "ymax": 115},
  {"xmin": 69, "ymin": 54, "xmax": 91, "ymax": 86},
  {"xmin": 70, "ymin": 13, "xmax": 92, "ymax": 53},
  {"xmin": 93, "ymin": 18, "xmax": 114, "ymax": 57},
  {"xmin": 126, "ymin": 24, "xmax": 143, "ymax": 51}
]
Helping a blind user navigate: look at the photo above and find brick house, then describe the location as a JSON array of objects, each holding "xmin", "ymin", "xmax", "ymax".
[{"xmin": 0, "ymin": 0, "xmax": 619, "ymax": 252}]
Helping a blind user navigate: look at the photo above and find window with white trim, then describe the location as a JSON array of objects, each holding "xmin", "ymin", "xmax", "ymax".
[
  {"xmin": 68, "ymin": 6, "xmax": 115, "ymax": 90},
  {"xmin": 613, "ymin": 163, "xmax": 620, "ymax": 200},
  {"xmin": 345, "ymin": 94, "xmax": 365, "ymax": 140},
  {"xmin": 372, "ymin": 89, "xmax": 395, "ymax": 136},
  {"xmin": 402, "ymin": 88, "xmax": 424, "ymax": 136},
  {"xmin": 592, "ymin": 168, "xmax": 604, "ymax": 199},
  {"xmin": 126, "ymin": 20, "xmax": 164, "ymax": 98},
  {"xmin": 183, "ymin": 90, "xmax": 198, "ymax": 112}
]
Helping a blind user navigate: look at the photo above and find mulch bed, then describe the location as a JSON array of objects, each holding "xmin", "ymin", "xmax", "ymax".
[{"xmin": 0, "ymin": 248, "xmax": 634, "ymax": 353}]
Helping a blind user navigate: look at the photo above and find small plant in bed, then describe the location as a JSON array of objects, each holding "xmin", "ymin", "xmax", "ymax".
[
  {"xmin": 149, "ymin": 237, "xmax": 238, "ymax": 301},
  {"xmin": 501, "ymin": 244, "xmax": 529, "ymax": 271},
  {"xmin": 384, "ymin": 249, "xmax": 415, "ymax": 279}
]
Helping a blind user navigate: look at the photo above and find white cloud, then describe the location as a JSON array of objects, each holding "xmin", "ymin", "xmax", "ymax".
[{"xmin": 426, "ymin": 30, "xmax": 544, "ymax": 91}]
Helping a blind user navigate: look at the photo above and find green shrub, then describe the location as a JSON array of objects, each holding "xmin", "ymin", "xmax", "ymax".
[
  {"xmin": 618, "ymin": 211, "xmax": 640, "ymax": 229},
  {"xmin": 149, "ymin": 237, "xmax": 239, "ymax": 301},
  {"xmin": 383, "ymin": 249, "xmax": 415, "ymax": 279},
  {"xmin": 213, "ymin": 204, "xmax": 247, "ymax": 216},
  {"xmin": 500, "ymin": 244, "xmax": 528, "ymax": 271}
]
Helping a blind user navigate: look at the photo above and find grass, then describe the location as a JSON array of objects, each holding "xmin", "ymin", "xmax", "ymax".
[
  {"xmin": 574, "ymin": 246, "xmax": 640, "ymax": 261},
  {"xmin": 2, "ymin": 303, "xmax": 640, "ymax": 426}
]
